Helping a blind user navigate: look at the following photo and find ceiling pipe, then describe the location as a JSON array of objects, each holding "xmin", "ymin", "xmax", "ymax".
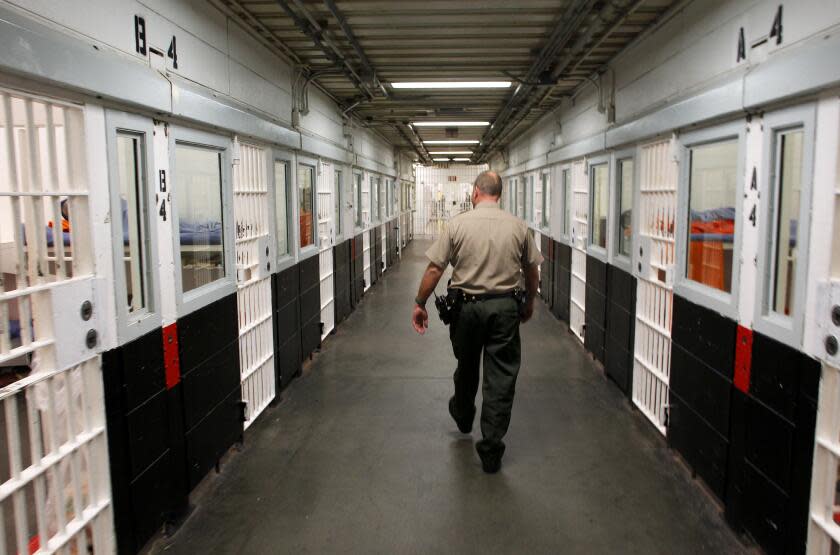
[
  {"xmin": 395, "ymin": 123, "xmax": 431, "ymax": 164},
  {"xmin": 273, "ymin": 0, "xmax": 374, "ymax": 99},
  {"xmin": 478, "ymin": 0, "xmax": 641, "ymax": 160},
  {"xmin": 323, "ymin": 0, "xmax": 387, "ymax": 98},
  {"xmin": 472, "ymin": 0, "xmax": 598, "ymax": 162}
]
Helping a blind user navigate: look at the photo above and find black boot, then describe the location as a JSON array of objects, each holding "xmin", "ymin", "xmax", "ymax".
[
  {"xmin": 476, "ymin": 440, "xmax": 505, "ymax": 474},
  {"xmin": 448, "ymin": 397, "xmax": 474, "ymax": 434}
]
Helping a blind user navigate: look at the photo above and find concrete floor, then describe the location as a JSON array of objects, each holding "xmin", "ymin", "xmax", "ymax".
[{"xmin": 159, "ymin": 240, "xmax": 749, "ymax": 555}]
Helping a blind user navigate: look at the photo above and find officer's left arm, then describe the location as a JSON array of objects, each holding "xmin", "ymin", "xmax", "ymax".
[{"xmin": 412, "ymin": 262, "xmax": 445, "ymax": 335}]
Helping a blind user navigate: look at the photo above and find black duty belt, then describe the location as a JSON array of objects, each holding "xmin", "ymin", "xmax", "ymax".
[{"xmin": 459, "ymin": 289, "xmax": 519, "ymax": 303}]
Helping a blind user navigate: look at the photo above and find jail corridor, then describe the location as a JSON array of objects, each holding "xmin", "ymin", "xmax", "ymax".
[{"xmin": 155, "ymin": 241, "xmax": 745, "ymax": 554}]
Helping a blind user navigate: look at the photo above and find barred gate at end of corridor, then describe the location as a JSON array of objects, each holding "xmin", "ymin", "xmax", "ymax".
[{"xmin": 413, "ymin": 164, "xmax": 489, "ymax": 238}]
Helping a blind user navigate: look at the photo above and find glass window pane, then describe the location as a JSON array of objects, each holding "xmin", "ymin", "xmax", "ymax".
[
  {"xmin": 687, "ymin": 140, "xmax": 738, "ymax": 293},
  {"xmin": 590, "ymin": 164, "xmax": 608, "ymax": 248},
  {"xmin": 618, "ymin": 159, "xmax": 634, "ymax": 257},
  {"xmin": 298, "ymin": 164, "xmax": 315, "ymax": 248},
  {"xmin": 176, "ymin": 143, "xmax": 225, "ymax": 293},
  {"xmin": 116, "ymin": 133, "xmax": 149, "ymax": 312},
  {"xmin": 771, "ymin": 129, "xmax": 803, "ymax": 316},
  {"xmin": 274, "ymin": 160, "xmax": 289, "ymax": 256}
]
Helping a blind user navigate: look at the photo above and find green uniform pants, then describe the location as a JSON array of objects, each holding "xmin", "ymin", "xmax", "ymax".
[{"xmin": 449, "ymin": 296, "xmax": 521, "ymax": 459}]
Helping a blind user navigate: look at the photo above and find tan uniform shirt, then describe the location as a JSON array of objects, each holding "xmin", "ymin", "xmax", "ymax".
[{"xmin": 425, "ymin": 201, "xmax": 544, "ymax": 295}]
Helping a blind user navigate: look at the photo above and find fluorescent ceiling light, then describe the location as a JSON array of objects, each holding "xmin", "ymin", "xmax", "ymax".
[
  {"xmin": 411, "ymin": 121, "xmax": 490, "ymax": 127},
  {"xmin": 391, "ymin": 81, "xmax": 511, "ymax": 89},
  {"xmin": 432, "ymin": 158, "xmax": 452, "ymax": 162},
  {"xmin": 423, "ymin": 140, "xmax": 480, "ymax": 145},
  {"xmin": 428, "ymin": 151, "xmax": 473, "ymax": 155},
  {"xmin": 451, "ymin": 158, "xmax": 471, "ymax": 162}
]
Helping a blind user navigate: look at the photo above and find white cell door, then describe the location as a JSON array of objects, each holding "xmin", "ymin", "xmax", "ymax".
[
  {"xmin": 363, "ymin": 229, "xmax": 371, "ymax": 291},
  {"xmin": 533, "ymin": 229, "xmax": 542, "ymax": 294},
  {"xmin": 317, "ymin": 161, "xmax": 335, "ymax": 339},
  {"xmin": 381, "ymin": 222, "xmax": 388, "ymax": 271},
  {"xmin": 233, "ymin": 142, "xmax": 275, "ymax": 429},
  {"xmin": 631, "ymin": 139, "xmax": 677, "ymax": 435},
  {"xmin": 0, "ymin": 88, "xmax": 115, "ymax": 554},
  {"xmin": 570, "ymin": 160, "xmax": 588, "ymax": 342}
]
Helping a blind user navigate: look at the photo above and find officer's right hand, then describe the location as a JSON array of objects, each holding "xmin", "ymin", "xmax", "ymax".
[
  {"xmin": 520, "ymin": 300, "xmax": 534, "ymax": 323},
  {"xmin": 412, "ymin": 305, "xmax": 429, "ymax": 335}
]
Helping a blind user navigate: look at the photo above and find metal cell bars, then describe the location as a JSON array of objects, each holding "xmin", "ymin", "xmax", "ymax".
[
  {"xmin": 316, "ymin": 161, "xmax": 333, "ymax": 246},
  {"xmin": 631, "ymin": 138, "xmax": 678, "ymax": 435},
  {"xmin": 1, "ymin": 356, "xmax": 114, "ymax": 555},
  {"xmin": 569, "ymin": 160, "xmax": 588, "ymax": 342},
  {"xmin": 236, "ymin": 279, "xmax": 274, "ymax": 428},
  {"xmin": 534, "ymin": 174, "xmax": 543, "ymax": 226},
  {"xmin": 808, "ymin": 362, "xmax": 840, "ymax": 553},
  {"xmin": 632, "ymin": 280, "xmax": 672, "ymax": 434},
  {"xmin": 363, "ymin": 229, "xmax": 371, "ymax": 291},
  {"xmin": 232, "ymin": 142, "xmax": 275, "ymax": 428},
  {"xmin": 0, "ymin": 89, "xmax": 91, "ymax": 366},
  {"xmin": 361, "ymin": 172, "xmax": 371, "ymax": 225},
  {"xmin": 637, "ymin": 139, "xmax": 677, "ymax": 278},
  {"xmin": 317, "ymin": 161, "xmax": 335, "ymax": 339},
  {"xmin": 233, "ymin": 143, "xmax": 270, "ymax": 281}
]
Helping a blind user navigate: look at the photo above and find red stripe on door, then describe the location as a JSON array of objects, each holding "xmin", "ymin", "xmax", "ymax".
[
  {"xmin": 733, "ymin": 325, "xmax": 753, "ymax": 393},
  {"xmin": 162, "ymin": 323, "xmax": 181, "ymax": 389}
]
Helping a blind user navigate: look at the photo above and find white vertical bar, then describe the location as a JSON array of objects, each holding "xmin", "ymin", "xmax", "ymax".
[
  {"xmin": 5, "ymin": 395, "xmax": 29, "ymax": 555},
  {"xmin": 22, "ymin": 99, "xmax": 48, "ymax": 282},
  {"xmin": 44, "ymin": 105, "xmax": 66, "ymax": 280}
]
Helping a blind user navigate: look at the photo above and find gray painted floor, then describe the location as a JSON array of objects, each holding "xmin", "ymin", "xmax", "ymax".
[{"xmin": 159, "ymin": 240, "xmax": 750, "ymax": 555}]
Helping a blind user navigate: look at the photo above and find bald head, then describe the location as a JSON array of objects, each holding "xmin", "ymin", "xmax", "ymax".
[{"xmin": 474, "ymin": 171, "xmax": 503, "ymax": 198}]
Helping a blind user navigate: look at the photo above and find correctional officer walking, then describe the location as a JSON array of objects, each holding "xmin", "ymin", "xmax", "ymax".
[{"xmin": 411, "ymin": 170, "xmax": 543, "ymax": 473}]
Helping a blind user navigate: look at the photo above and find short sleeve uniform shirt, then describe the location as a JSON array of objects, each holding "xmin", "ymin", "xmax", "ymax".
[{"xmin": 425, "ymin": 201, "xmax": 543, "ymax": 295}]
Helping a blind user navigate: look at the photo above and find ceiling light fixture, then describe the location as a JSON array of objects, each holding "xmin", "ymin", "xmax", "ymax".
[
  {"xmin": 428, "ymin": 151, "xmax": 473, "ymax": 155},
  {"xmin": 423, "ymin": 140, "xmax": 480, "ymax": 145},
  {"xmin": 411, "ymin": 121, "xmax": 490, "ymax": 127},
  {"xmin": 451, "ymin": 158, "xmax": 471, "ymax": 162},
  {"xmin": 391, "ymin": 81, "xmax": 511, "ymax": 89},
  {"xmin": 432, "ymin": 158, "xmax": 452, "ymax": 162}
]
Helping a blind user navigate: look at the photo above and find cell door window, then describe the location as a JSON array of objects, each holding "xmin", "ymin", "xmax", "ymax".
[
  {"xmin": 116, "ymin": 132, "xmax": 151, "ymax": 313},
  {"xmin": 542, "ymin": 172, "xmax": 551, "ymax": 228},
  {"xmin": 686, "ymin": 140, "xmax": 738, "ymax": 293},
  {"xmin": 590, "ymin": 164, "xmax": 609, "ymax": 249},
  {"xmin": 175, "ymin": 143, "xmax": 226, "ymax": 293},
  {"xmin": 517, "ymin": 179, "xmax": 525, "ymax": 218},
  {"xmin": 617, "ymin": 159, "xmax": 634, "ymax": 258},
  {"xmin": 298, "ymin": 164, "xmax": 315, "ymax": 248},
  {"xmin": 768, "ymin": 128, "xmax": 804, "ymax": 317},
  {"xmin": 274, "ymin": 159, "xmax": 290, "ymax": 257}
]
